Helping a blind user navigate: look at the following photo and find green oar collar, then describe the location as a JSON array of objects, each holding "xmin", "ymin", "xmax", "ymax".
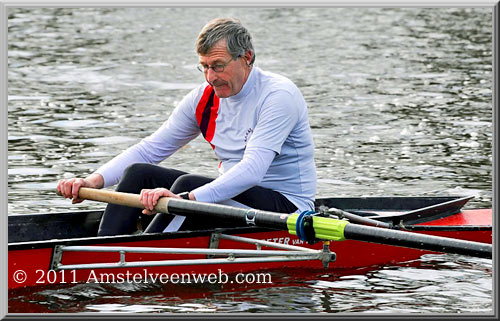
[{"xmin": 287, "ymin": 211, "xmax": 349, "ymax": 243}]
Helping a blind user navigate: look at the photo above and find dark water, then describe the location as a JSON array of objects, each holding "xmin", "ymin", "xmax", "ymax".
[{"xmin": 7, "ymin": 7, "xmax": 493, "ymax": 314}]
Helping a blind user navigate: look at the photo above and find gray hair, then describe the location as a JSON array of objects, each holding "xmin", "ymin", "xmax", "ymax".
[{"xmin": 196, "ymin": 18, "xmax": 255, "ymax": 65}]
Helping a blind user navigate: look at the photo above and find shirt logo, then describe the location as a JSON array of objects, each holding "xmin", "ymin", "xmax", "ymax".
[{"xmin": 244, "ymin": 128, "xmax": 254, "ymax": 144}]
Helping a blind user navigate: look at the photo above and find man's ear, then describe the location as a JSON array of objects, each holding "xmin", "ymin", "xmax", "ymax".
[{"xmin": 245, "ymin": 50, "xmax": 253, "ymax": 66}]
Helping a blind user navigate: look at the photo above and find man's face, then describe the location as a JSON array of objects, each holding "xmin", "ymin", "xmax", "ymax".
[{"xmin": 198, "ymin": 40, "xmax": 251, "ymax": 98}]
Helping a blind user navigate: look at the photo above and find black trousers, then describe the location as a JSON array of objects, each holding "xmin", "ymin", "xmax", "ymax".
[{"xmin": 97, "ymin": 163, "xmax": 298, "ymax": 236}]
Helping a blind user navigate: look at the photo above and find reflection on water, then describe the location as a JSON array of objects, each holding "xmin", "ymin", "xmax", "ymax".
[{"xmin": 7, "ymin": 7, "xmax": 492, "ymax": 314}]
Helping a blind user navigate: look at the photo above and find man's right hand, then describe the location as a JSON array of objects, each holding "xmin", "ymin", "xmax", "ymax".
[{"xmin": 57, "ymin": 173, "xmax": 104, "ymax": 204}]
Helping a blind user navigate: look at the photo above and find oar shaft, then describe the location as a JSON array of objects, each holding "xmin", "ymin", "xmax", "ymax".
[
  {"xmin": 327, "ymin": 207, "xmax": 392, "ymax": 229},
  {"xmin": 343, "ymin": 223, "xmax": 492, "ymax": 259},
  {"xmin": 163, "ymin": 197, "xmax": 289, "ymax": 229},
  {"xmin": 75, "ymin": 188, "xmax": 289, "ymax": 229}
]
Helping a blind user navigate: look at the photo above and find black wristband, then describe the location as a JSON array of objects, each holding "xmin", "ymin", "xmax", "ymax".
[{"xmin": 178, "ymin": 192, "xmax": 190, "ymax": 200}]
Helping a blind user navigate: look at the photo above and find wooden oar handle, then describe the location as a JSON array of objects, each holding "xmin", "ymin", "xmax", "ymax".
[{"xmin": 57, "ymin": 187, "xmax": 171, "ymax": 213}]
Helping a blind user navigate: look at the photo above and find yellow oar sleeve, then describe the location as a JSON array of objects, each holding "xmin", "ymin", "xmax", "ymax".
[{"xmin": 287, "ymin": 213, "xmax": 348, "ymax": 241}]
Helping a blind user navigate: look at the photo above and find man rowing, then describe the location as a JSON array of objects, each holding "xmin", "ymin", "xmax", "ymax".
[{"xmin": 57, "ymin": 18, "xmax": 317, "ymax": 236}]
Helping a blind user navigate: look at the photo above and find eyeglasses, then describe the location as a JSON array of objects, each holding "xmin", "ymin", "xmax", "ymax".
[{"xmin": 197, "ymin": 56, "xmax": 237, "ymax": 73}]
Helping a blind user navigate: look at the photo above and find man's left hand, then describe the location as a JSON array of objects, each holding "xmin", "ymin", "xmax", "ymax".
[{"xmin": 139, "ymin": 187, "xmax": 179, "ymax": 215}]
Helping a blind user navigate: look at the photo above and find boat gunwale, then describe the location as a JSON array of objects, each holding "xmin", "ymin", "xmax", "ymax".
[{"xmin": 7, "ymin": 225, "xmax": 273, "ymax": 251}]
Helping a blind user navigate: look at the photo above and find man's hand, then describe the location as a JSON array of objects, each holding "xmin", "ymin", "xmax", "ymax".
[
  {"xmin": 140, "ymin": 188, "xmax": 180, "ymax": 215},
  {"xmin": 56, "ymin": 173, "xmax": 104, "ymax": 204}
]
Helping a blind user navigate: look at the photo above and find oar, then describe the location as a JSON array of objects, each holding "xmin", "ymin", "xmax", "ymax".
[
  {"xmin": 58, "ymin": 188, "xmax": 492, "ymax": 259},
  {"xmin": 321, "ymin": 206, "xmax": 393, "ymax": 229}
]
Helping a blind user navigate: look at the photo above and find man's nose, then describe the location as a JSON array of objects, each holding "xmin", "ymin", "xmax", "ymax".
[{"xmin": 206, "ymin": 68, "xmax": 218, "ymax": 84}]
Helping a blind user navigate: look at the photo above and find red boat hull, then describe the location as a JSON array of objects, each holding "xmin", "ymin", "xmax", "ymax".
[{"xmin": 8, "ymin": 208, "xmax": 492, "ymax": 291}]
